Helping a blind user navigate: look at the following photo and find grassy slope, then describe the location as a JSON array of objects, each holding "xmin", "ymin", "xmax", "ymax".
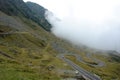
[{"xmin": 0, "ymin": 12, "xmax": 72, "ymax": 80}]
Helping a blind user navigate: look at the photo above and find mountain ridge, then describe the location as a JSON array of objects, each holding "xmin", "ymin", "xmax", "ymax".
[{"xmin": 0, "ymin": 0, "xmax": 51, "ymax": 31}]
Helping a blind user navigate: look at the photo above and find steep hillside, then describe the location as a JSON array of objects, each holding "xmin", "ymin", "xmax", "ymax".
[
  {"xmin": 0, "ymin": 0, "xmax": 120, "ymax": 80},
  {"xmin": 0, "ymin": 11, "xmax": 69, "ymax": 80},
  {"xmin": 0, "ymin": 0, "xmax": 51, "ymax": 31},
  {"xmin": 26, "ymin": 2, "xmax": 51, "ymax": 31}
]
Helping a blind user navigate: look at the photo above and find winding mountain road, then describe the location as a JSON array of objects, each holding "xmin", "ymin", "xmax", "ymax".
[
  {"xmin": 60, "ymin": 53, "xmax": 105, "ymax": 67},
  {"xmin": 58, "ymin": 53, "xmax": 102, "ymax": 80},
  {"xmin": 86, "ymin": 53, "xmax": 105, "ymax": 67}
]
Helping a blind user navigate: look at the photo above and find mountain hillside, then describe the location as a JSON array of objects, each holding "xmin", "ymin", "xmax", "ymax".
[
  {"xmin": 0, "ymin": 9, "xmax": 68, "ymax": 80},
  {"xmin": 0, "ymin": 0, "xmax": 120, "ymax": 80},
  {"xmin": 26, "ymin": 2, "xmax": 52, "ymax": 31},
  {"xmin": 0, "ymin": 0, "xmax": 51, "ymax": 31}
]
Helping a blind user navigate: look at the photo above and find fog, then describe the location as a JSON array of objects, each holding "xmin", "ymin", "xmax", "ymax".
[{"xmin": 24, "ymin": 0, "xmax": 120, "ymax": 52}]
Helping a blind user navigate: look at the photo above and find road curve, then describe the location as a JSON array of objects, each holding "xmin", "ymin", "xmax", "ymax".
[
  {"xmin": 58, "ymin": 54, "xmax": 101, "ymax": 80},
  {"xmin": 86, "ymin": 53, "xmax": 105, "ymax": 67},
  {"xmin": 60, "ymin": 53, "xmax": 105, "ymax": 67}
]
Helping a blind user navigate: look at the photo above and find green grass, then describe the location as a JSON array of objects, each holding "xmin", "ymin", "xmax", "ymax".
[
  {"xmin": 0, "ymin": 13, "xmax": 75, "ymax": 79},
  {"xmin": 0, "ymin": 32, "xmax": 68, "ymax": 80},
  {"xmin": 0, "ymin": 14, "xmax": 70, "ymax": 79}
]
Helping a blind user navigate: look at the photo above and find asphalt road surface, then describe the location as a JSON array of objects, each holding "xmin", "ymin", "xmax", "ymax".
[{"xmin": 58, "ymin": 54, "xmax": 101, "ymax": 80}]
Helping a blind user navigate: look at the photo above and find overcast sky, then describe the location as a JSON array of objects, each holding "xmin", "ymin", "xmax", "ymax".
[{"xmin": 24, "ymin": 0, "xmax": 120, "ymax": 52}]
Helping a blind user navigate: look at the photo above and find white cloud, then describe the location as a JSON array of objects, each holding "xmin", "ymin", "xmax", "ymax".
[{"xmin": 24, "ymin": 0, "xmax": 120, "ymax": 52}]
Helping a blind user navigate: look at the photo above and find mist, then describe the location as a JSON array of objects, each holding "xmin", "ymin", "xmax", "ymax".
[
  {"xmin": 45, "ymin": 0, "xmax": 120, "ymax": 52},
  {"xmin": 24, "ymin": 0, "xmax": 120, "ymax": 52}
]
